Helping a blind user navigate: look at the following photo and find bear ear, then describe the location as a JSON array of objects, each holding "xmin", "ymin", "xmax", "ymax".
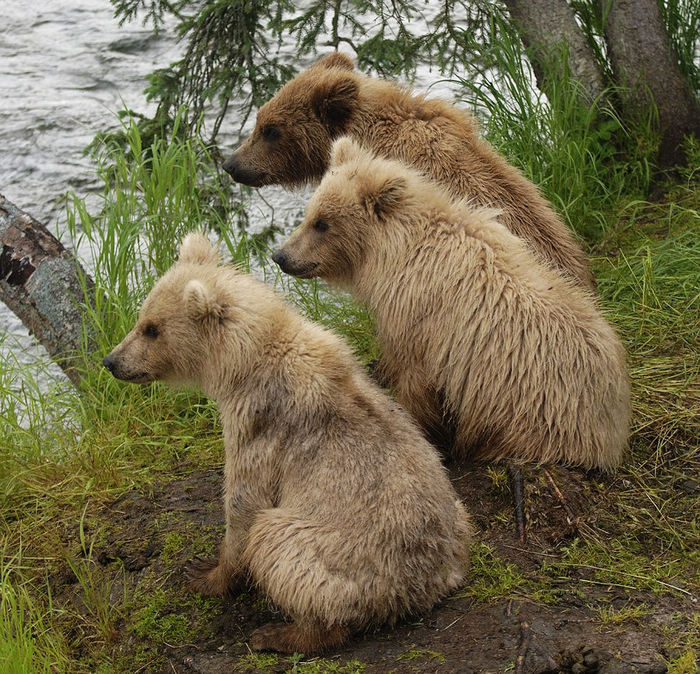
[
  {"xmin": 331, "ymin": 136, "xmax": 364, "ymax": 166},
  {"xmin": 184, "ymin": 279, "xmax": 227, "ymax": 322},
  {"xmin": 314, "ymin": 52, "xmax": 355, "ymax": 72},
  {"xmin": 363, "ymin": 176, "xmax": 407, "ymax": 220},
  {"xmin": 178, "ymin": 233, "xmax": 219, "ymax": 265},
  {"xmin": 311, "ymin": 75, "xmax": 358, "ymax": 134}
]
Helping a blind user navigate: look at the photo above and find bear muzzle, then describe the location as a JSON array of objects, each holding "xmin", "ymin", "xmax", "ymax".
[
  {"xmin": 102, "ymin": 352, "xmax": 152, "ymax": 384},
  {"xmin": 102, "ymin": 353, "xmax": 117, "ymax": 374},
  {"xmin": 272, "ymin": 250, "xmax": 319, "ymax": 278},
  {"xmin": 222, "ymin": 153, "xmax": 267, "ymax": 187}
]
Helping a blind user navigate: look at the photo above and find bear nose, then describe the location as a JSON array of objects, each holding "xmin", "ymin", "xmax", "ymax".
[
  {"xmin": 222, "ymin": 154, "xmax": 239, "ymax": 177},
  {"xmin": 272, "ymin": 250, "xmax": 288, "ymax": 272},
  {"xmin": 102, "ymin": 354, "xmax": 116, "ymax": 373}
]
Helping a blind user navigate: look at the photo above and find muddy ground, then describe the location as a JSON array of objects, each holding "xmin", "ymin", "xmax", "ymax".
[{"xmin": 52, "ymin": 461, "xmax": 696, "ymax": 673}]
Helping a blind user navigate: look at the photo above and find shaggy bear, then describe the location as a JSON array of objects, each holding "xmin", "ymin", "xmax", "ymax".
[
  {"xmin": 224, "ymin": 51, "xmax": 595, "ymax": 289},
  {"xmin": 273, "ymin": 139, "xmax": 630, "ymax": 470},
  {"xmin": 102, "ymin": 233, "xmax": 472, "ymax": 654}
]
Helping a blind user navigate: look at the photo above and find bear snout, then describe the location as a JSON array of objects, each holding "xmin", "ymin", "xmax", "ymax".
[
  {"xmin": 222, "ymin": 153, "xmax": 266, "ymax": 187},
  {"xmin": 272, "ymin": 249, "xmax": 319, "ymax": 278},
  {"xmin": 102, "ymin": 351, "xmax": 150, "ymax": 383},
  {"xmin": 221, "ymin": 154, "xmax": 240, "ymax": 176},
  {"xmin": 102, "ymin": 353, "xmax": 116, "ymax": 373},
  {"xmin": 271, "ymin": 249, "xmax": 288, "ymax": 271}
]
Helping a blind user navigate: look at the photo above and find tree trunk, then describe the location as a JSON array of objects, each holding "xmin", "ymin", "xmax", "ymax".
[
  {"xmin": 0, "ymin": 194, "xmax": 95, "ymax": 386},
  {"xmin": 504, "ymin": 0, "xmax": 606, "ymax": 104},
  {"xmin": 601, "ymin": 0, "xmax": 700, "ymax": 167}
]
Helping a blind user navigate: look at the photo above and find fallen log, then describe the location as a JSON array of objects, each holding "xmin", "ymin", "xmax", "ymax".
[{"xmin": 0, "ymin": 194, "xmax": 96, "ymax": 386}]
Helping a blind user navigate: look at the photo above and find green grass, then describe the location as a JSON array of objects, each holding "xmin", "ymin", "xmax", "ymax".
[
  {"xmin": 0, "ymin": 546, "xmax": 70, "ymax": 674},
  {"xmin": 455, "ymin": 543, "xmax": 528, "ymax": 602},
  {"xmin": 396, "ymin": 645, "xmax": 446, "ymax": 664},
  {"xmin": 597, "ymin": 603, "xmax": 650, "ymax": 627},
  {"xmin": 667, "ymin": 649, "xmax": 699, "ymax": 674},
  {"xmin": 285, "ymin": 655, "xmax": 367, "ymax": 673}
]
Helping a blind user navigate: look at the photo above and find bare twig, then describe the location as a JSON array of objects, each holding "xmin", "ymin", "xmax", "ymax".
[
  {"xmin": 509, "ymin": 464, "xmax": 527, "ymax": 545},
  {"xmin": 515, "ymin": 619, "xmax": 531, "ymax": 674},
  {"xmin": 441, "ymin": 614, "xmax": 465, "ymax": 631},
  {"xmin": 543, "ymin": 468, "xmax": 577, "ymax": 527}
]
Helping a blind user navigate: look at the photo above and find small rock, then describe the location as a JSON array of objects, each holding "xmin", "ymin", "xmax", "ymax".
[{"xmin": 583, "ymin": 649, "xmax": 600, "ymax": 668}]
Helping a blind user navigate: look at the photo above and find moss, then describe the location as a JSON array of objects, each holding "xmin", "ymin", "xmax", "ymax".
[
  {"xmin": 128, "ymin": 586, "xmax": 218, "ymax": 645},
  {"xmin": 667, "ymin": 650, "xmax": 698, "ymax": 674},
  {"xmin": 454, "ymin": 543, "xmax": 528, "ymax": 602},
  {"xmin": 192, "ymin": 524, "xmax": 223, "ymax": 558},
  {"xmin": 396, "ymin": 645, "xmax": 446, "ymax": 664},
  {"xmin": 114, "ymin": 643, "xmax": 167, "ymax": 673},
  {"xmin": 237, "ymin": 652, "xmax": 279, "ymax": 670},
  {"xmin": 661, "ymin": 612, "xmax": 699, "ymax": 671},
  {"xmin": 543, "ymin": 539, "xmax": 694, "ymax": 597},
  {"xmin": 286, "ymin": 654, "xmax": 367, "ymax": 673},
  {"xmin": 159, "ymin": 531, "xmax": 186, "ymax": 565}
]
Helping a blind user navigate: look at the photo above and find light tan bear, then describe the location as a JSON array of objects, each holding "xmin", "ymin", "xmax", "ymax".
[
  {"xmin": 223, "ymin": 52, "xmax": 595, "ymax": 290},
  {"xmin": 273, "ymin": 139, "xmax": 630, "ymax": 470},
  {"xmin": 102, "ymin": 233, "xmax": 472, "ymax": 654}
]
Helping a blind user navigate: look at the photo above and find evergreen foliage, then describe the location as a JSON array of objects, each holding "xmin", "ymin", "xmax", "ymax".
[{"xmin": 108, "ymin": 0, "xmax": 497, "ymax": 142}]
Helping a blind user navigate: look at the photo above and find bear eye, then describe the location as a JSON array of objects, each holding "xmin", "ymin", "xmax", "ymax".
[
  {"xmin": 143, "ymin": 323, "xmax": 159, "ymax": 339},
  {"xmin": 313, "ymin": 219, "xmax": 329, "ymax": 233},
  {"xmin": 261, "ymin": 125, "xmax": 281, "ymax": 141}
]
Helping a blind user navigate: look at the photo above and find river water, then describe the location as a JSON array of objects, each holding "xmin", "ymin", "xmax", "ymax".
[{"xmin": 0, "ymin": 0, "xmax": 459, "ymax": 393}]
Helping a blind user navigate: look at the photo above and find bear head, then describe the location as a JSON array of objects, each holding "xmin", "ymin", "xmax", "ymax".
[
  {"xmin": 103, "ymin": 233, "xmax": 250, "ymax": 389},
  {"xmin": 223, "ymin": 52, "xmax": 359, "ymax": 188},
  {"xmin": 272, "ymin": 137, "xmax": 408, "ymax": 283}
]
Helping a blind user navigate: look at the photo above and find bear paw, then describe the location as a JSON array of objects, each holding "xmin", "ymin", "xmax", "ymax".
[
  {"xmin": 250, "ymin": 621, "xmax": 351, "ymax": 654},
  {"xmin": 184, "ymin": 556, "xmax": 233, "ymax": 596}
]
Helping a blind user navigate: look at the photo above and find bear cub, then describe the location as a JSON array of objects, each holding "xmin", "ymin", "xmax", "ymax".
[
  {"xmin": 103, "ymin": 233, "xmax": 472, "ymax": 654},
  {"xmin": 274, "ymin": 138, "xmax": 630, "ymax": 471}
]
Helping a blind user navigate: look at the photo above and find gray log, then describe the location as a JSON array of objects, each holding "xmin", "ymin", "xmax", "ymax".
[{"xmin": 0, "ymin": 194, "xmax": 95, "ymax": 386}]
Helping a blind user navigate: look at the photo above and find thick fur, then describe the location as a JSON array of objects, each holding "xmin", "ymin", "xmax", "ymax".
[
  {"xmin": 103, "ymin": 234, "xmax": 472, "ymax": 653},
  {"xmin": 275, "ymin": 139, "xmax": 630, "ymax": 470},
  {"xmin": 224, "ymin": 52, "xmax": 595, "ymax": 289}
]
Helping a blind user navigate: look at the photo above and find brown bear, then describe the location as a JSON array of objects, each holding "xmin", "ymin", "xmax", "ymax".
[
  {"xmin": 223, "ymin": 51, "xmax": 595, "ymax": 290},
  {"xmin": 102, "ymin": 233, "xmax": 472, "ymax": 654},
  {"xmin": 273, "ymin": 138, "xmax": 630, "ymax": 470}
]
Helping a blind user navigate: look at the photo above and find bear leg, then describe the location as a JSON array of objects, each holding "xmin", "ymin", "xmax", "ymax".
[
  {"xmin": 185, "ymin": 554, "xmax": 241, "ymax": 596},
  {"xmin": 250, "ymin": 621, "xmax": 350, "ymax": 653}
]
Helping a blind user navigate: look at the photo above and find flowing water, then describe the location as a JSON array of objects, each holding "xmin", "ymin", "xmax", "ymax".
[{"xmin": 0, "ymin": 0, "xmax": 458, "ymax": 393}]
